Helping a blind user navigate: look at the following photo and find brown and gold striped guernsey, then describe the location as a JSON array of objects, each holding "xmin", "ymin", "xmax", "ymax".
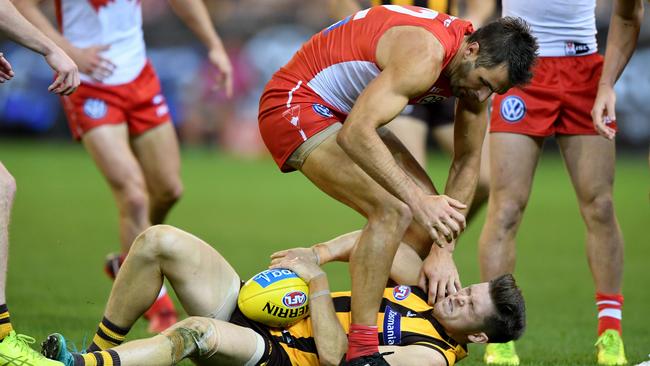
[
  {"xmin": 370, "ymin": 0, "xmax": 458, "ymax": 16},
  {"xmin": 268, "ymin": 286, "xmax": 468, "ymax": 366}
]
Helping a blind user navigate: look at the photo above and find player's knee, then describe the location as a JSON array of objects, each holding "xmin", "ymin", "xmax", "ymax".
[
  {"xmin": 132, "ymin": 225, "xmax": 179, "ymax": 260},
  {"xmin": 494, "ymin": 198, "xmax": 527, "ymax": 232},
  {"xmin": 369, "ymin": 200, "xmax": 412, "ymax": 236},
  {"xmin": 162, "ymin": 316, "xmax": 220, "ymax": 362},
  {"xmin": 119, "ymin": 184, "xmax": 149, "ymax": 214},
  {"xmin": 582, "ymin": 194, "xmax": 615, "ymax": 225},
  {"xmin": 153, "ymin": 181, "xmax": 183, "ymax": 207}
]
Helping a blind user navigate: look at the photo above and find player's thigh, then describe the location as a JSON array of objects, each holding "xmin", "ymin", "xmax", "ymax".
[
  {"xmin": 556, "ymin": 135, "xmax": 616, "ymax": 203},
  {"xmin": 82, "ymin": 124, "xmax": 147, "ymax": 190},
  {"xmin": 489, "ymin": 132, "xmax": 544, "ymax": 202},
  {"xmin": 131, "ymin": 122, "xmax": 182, "ymax": 194},
  {"xmin": 386, "ymin": 114, "xmax": 428, "ymax": 166},
  {"xmin": 300, "ymin": 132, "xmax": 404, "ymax": 218},
  {"xmin": 145, "ymin": 226, "xmax": 240, "ymax": 319}
]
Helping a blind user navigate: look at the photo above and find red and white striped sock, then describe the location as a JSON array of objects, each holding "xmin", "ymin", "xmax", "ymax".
[{"xmin": 596, "ymin": 293, "xmax": 623, "ymax": 336}]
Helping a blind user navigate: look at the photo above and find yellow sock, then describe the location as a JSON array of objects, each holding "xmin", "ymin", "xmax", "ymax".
[
  {"xmin": 87, "ymin": 317, "xmax": 129, "ymax": 352},
  {"xmin": 79, "ymin": 350, "xmax": 121, "ymax": 366},
  {"xmin": 0, "ymin": 304, "xmax": 13, "ymax": 340}
]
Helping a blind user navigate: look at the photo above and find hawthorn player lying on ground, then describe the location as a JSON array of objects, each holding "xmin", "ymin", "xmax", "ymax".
[{"xmin": 42, "ymin": 225, "xmax": 525, "ymax": 366}]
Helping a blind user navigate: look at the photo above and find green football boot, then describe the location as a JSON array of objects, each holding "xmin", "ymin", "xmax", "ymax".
[
  {"xmin": 0, "ymin": 331, "xmax": 64, "ymax": 365},
  {"xmin": 484, "ymin": 341, "xmax": 520, "ymax": 366},
  {"xmin": 596, "ymin": 330, "xmax": 627, "ymax": 366}
]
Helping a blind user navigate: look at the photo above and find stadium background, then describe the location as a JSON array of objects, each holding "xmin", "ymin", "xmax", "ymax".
[{"xmin": 0, "ymin": 1, "xmax": 648, "ymax": 365}]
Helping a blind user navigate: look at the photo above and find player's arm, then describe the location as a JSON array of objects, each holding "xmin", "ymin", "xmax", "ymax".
[
  {"xmin": 379, "ymin": 345, "xmax": 448, "ymax": 366},
  {"xmin": 0, "ymin": 0, "xmax": 78, "ymax": 94},
  {"xmin": 167, "ymin": 0, "xmax": 233, "ymax": 97},
  {"xmin": 591, "ymin": 0, "xmax": 644, "ymax": 140},
  {"xmin": 463, "ymin": 0, "xmax": 496, "ymax": 28},
  {"xmin": 444, "ymin": 96, "xmax": 489, "ymax": 219},
  {"xmin": 270, "ymin": 231, "xmax": 423, "ymax": 285},
  {"xmin": 339, "ymin": 26, "xmax": 466, "ymax": 245},
  {"xmin": 269, "ymin": 258, "xmax": 347, "ymax": 366},
  {"xmin": 328, "ymin": 0, "xmax": 362, "ymax": 20}
]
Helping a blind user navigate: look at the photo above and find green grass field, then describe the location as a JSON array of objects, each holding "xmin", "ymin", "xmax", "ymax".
[{"xmin": 0, "ymin": 140, "xmax": 648, "ymax": 366}]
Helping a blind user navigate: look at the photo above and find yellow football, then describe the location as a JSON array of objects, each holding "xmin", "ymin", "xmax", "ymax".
[{"xmin": 238, "ymin": 268, "xmax": 309, "ymax": 328}]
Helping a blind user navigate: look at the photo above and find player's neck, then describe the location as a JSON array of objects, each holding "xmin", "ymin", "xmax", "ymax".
[{"xmin": 445, "ymin": 38, "xmax": 469, "ymax": 78}]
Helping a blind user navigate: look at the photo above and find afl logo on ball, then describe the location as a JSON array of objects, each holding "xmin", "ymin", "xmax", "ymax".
[
  {"xmin": 312, "ymin": 103, "xmax": 334, "ymax": 118},
  {"xmin": 282, "ymin": 291, "xmax": 307, "ymax": 308},
  {"xmin": 393, "ymin": 285, "xmax": 411, "ymax": 301},
  {"xmin": 83, "ymin": 98, "xmax": 107, "ymax": 120},
  {"xmin": 500, "ymin": 96, "xmax": 525, "ymax": 123}
]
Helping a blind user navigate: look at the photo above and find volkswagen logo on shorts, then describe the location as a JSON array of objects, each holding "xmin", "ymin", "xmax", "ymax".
[
  {"xmin": 500, "ymin": 96, "xmax": 526, "ymax": 123},
  {"xmin": 83, "ymin": 98, "xmax": 107, "ymax": 120},
  {"xmin": 312, "ymin": 103, "xmax": 334, "ymax": 118}
]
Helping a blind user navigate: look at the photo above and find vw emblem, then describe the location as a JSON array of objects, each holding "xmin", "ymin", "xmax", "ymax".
[{"xmin": 500, "ymin": 96, "xmax": 526, "ymax": 123}]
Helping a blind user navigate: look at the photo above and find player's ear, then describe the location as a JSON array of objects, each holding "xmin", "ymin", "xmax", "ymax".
[
  {"xmin": 467, "ymin": 332, "xmax": 488, "ymax": 344},
  {"xmin": 465, "ymin": 41, "xmax": 480, "ymax": 58}
]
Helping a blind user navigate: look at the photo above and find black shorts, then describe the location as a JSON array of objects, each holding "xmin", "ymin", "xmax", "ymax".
[
  {"xmin": 228, "ymin": 305, "xmax": 292, "ymax": 366},
  {"xmin": 401, "ymin": 97, "xmax": 456, "ymax": 128}
]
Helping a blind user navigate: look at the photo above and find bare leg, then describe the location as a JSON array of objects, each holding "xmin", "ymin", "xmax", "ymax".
[
  {"xmin": 300, "ymin": 134, "xmax": 412, "ymax": 327},
  {"xmin": 131, "ymin": 122, "xmax": 183, "ymax": 225},
  {"xmin": 82, "ymin": 125, "xmax": 150, "ymax": 252},
  {"xmin": 103, "ymin": 225, "xmax": 240, "ymax": 329},
  {"xmin": 0, "ymin": 163, "xmax": 16, "ymax": 306},
  {"xmin": 478, "ymin": 133, "xmax": 544, "ymax": 281},
  {"xmin": 557, "ymin": 135, "xmax": 623, "ymax": 294},
  {"xmin": 90, "ymin": 317, "xmax": 262, "ymax": 366},
  {"xmin": 386, "ymin": 115, "xmax": 428, "ymax": 167}
]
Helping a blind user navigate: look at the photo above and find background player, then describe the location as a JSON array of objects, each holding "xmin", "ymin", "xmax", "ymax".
[
  {"xmin": 329, "ymin": 0, "xmax": 496, "ymax": 223},
  {"xmin": 42, "ymin": 225, "xmax": 526, "ymax": 366},
  {"xmin": 258, "ymin": 6, "xmax": 537, "ymax": 365},
  {"xmin": 13, "ymin": 0, "xmax": 233, "ymax": 333},
  {"xmin": 478, "ymin": 1, "xmax": 628, "ymax": 365}
]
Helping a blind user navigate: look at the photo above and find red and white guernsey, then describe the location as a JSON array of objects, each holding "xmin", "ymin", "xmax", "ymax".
[
  {"xmin": 55, "ymin": 0, "xmax": 146, "ymax": 85},
  {"xmin": 259, "ymin": 5, "xmax": 473, "ymax": 171},
  {"xmin": 271, "ymin": 5, "xmax": 473, "ymax": 114}
]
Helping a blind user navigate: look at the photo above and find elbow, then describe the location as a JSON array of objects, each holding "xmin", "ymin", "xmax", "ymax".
[{"xmin": 336, "ymin": 127, "xmax": 354, "ymax": 152}]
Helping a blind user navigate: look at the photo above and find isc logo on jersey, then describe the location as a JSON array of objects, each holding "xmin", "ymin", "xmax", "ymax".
[{"xmin": 238, "ymin": 269, "xmax": 309, "ymax": 327}]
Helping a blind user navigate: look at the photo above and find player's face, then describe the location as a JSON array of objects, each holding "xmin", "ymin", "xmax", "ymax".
[
  {"xmin": 449, "ymin": 61, "xmax": 510, "ymax": 103},
  {"xmin": 432, "ymin": 282, "xmax": 496, "ymax": 334}
]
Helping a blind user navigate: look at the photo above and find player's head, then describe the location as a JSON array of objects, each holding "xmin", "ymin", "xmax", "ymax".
[
  {"xmin": 449, "ymin": 17, "xmax": 538, "ymax": 102},
  {"xmin": 432, "ymin": 274, "xmax": 526, "ymax": 344}
]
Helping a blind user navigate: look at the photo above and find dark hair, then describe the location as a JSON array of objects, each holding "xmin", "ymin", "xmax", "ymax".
[
  {"xmin": 467, "ymin": 16, "xmax": 538, "ymax": 86},
  {"xmin": 483, "ymin": 274, "xmax": 526, "ymax": 343}
]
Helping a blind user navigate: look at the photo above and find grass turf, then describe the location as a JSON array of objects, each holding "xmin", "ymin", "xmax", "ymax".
[{"xmin": 0, "ymin": 140, "xmax": 648, "ymax": 366}]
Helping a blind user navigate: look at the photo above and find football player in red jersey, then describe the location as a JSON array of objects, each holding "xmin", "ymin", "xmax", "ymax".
[
  {"xmin": 258, "ymin": 6, "xmax": 537, "ymax": 365},
  {"xmin": 13, "ymin": 0, "xmax": 233, "ymax": 333}
]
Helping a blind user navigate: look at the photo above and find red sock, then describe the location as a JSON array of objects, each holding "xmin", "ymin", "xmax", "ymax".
[
  {"xmin": 346, "ymin": 324, "xmax": 379, "ymax": 361},
  {"xmin": 144, "ymin": 291, "xmax": 176, "ymax": 320},
  {"xmin": 596, "ymin": 293, "xmax": 623, "ymax": 336}
]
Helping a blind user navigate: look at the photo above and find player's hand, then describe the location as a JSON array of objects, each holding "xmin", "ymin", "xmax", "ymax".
[
  {"xmin": 44, "ymin": 47, "xmax": 80, "ymax": 95},
  {"xmin": 0, "ymin": 53, "xmax": 15, "ymax": 83},
  {"xmin": 270, "ymin": 247, "xmax": 320, "ymax": 267},
  {"xmin": 207, "ymin": 46, "xmax": 233, "ymax": 98},
  {"xmin": 418, "ymin": 249, "xmax": 461, "ymax": 305},
  {"xmin": 411, "ymin": 194, "xmax": 466, "ymax": 247},
  {"xmin": 591, "ymin": 84, "xmax": 617, "ymax": 140},
  {"xmin": 70, "ymin": 45, "xmax": 115, "ymax": 82},
  {"xmin": 270, "ymin": 257, "xmax": 326, "ymax": 284}
]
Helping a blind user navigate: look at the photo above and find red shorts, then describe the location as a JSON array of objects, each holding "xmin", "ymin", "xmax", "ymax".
[
  {"xmin": 61, "ymin": 61, "xmax": 170, "ymax": 140},
  {"xmin": 490, "ymin": 53, "xmax": 610, "ymax": 136},
  {"xmin": 258, "ymin": 78, "xmax": 345, "ymax": 172}
]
